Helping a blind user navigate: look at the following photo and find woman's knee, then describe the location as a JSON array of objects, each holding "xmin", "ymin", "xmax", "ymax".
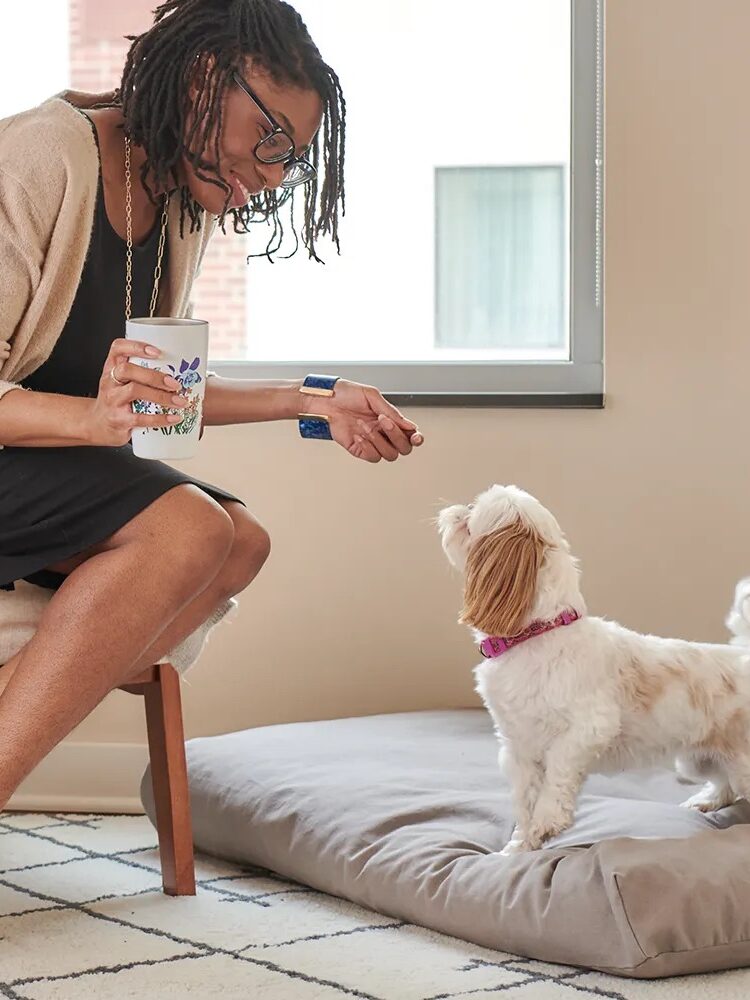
[
  {"xmin": 122, "ymin": 486, "xmax": 235, "ymax": 589},
  {"xmin": 170, "ymin": 489, "xmax": 236, "ymax": 578},
  {"xmin": 215, "ymin": 503, "xmax": 271, "ymax": 596}
]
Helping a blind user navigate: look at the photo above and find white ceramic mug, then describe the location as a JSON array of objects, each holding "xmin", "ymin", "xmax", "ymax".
[{"xmin": 126, "ymin": 318, "xmax": 209, "ymax": 460}]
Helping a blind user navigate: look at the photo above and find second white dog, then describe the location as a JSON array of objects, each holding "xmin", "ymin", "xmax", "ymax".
[{"xmin": 438, "ymin": 484, "xmax": 750, "ymax": 855}]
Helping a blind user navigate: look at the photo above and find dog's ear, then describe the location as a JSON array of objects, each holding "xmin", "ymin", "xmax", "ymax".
[{"xmin": 459, "ymin": 520, "xmax": 544, "ymax": 636}]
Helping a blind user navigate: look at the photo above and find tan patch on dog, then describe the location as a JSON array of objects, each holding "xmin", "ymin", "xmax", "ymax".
[
  {"xmin": 623, "ymin": 660, "xmax": 667, "ymax": 711},
  {"xmin": 658, "ymin": 662, "xmax": 714, "ymax": 715},
  {"xmin": 698, "ymin": 709, "xmax": 749, "ymax": 757},
  {"xmin": 721, "ymin": 671, "xmax": 739, "ymax": 696},
  {"xmin": 459, "ymin": 520, "xmax": 544, "ymax": 637},
  {"xmin": 665, "ymin": 663, "xmax": 736, "ymax": 714},
  {"xmin": 624, "ymin": 659, "xmax": 726, "ymax": 717},
  {"xmin": 685, "ymin": 674, "xmax": 714, "ymax": 715}
]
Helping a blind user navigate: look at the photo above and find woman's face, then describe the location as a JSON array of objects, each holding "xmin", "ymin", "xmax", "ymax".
[{"xmin": 180, "ymin": 56, "xmax": 323, "ymax": 213}]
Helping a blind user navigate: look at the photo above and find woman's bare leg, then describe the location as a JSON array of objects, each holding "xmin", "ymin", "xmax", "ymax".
[
  {"xmin": 0, "ymin": 486, "xmax": 256, "ymax": 809},
  {"xmin": 114, "ymin": 498, "xmax": 268, "ymax": 675},
  {"xmin": 0, "ymin": 498, "xmax": 269, "ymax": 700}
]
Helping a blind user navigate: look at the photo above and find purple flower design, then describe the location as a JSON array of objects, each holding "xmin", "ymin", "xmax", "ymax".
[{"xmin": 167, "ymin": 357, "xmax": 203, "ymax": 390}]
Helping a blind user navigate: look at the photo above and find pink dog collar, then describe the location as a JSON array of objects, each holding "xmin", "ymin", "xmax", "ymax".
[{"xmin": 479, "ymin": 609, "xmax": 581, "ymax": 659}]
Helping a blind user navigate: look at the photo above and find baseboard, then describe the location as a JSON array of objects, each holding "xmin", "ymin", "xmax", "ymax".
[{"xmin": 5, "ymin": 742, "xmax": 149, "ymax": 814}]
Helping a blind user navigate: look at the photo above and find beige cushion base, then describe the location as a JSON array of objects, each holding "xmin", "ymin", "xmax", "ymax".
[
  {"xmin": 140, "ymin": 709, "xmax": 750, "ymax": 978},
  {"xmin": 1, "ymin": 580, "xmax": 238, "ymax": 676}
]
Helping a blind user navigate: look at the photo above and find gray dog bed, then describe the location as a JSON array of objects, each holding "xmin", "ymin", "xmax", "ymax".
[{"xmin": 140, "ymin": 709, "xmax": 750, "ymax": 978}]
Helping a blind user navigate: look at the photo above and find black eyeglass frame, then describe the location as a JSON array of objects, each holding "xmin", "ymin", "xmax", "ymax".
[{"xmin": 231, "ymin": 70, "xmax": 317, "ymax": 189}]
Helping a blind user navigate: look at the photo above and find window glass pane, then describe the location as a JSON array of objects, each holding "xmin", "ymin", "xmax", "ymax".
[
  {"xmin": 0, "ymin": 6, "xmax": 69, "ymax": 119},
  {"xmin": 436, "ymin": 166, "xmax": 567, "ymax": 358},
  {"xmin": 243, "ymin": 0, "xmax": 572, "ymax": 364}
]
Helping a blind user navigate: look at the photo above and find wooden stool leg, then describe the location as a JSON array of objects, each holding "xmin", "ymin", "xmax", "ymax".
[{"xmin": 144, "ymin": 663, "xmax": 196, "ymax": 896}]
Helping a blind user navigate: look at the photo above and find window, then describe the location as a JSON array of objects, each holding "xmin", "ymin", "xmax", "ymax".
[
  {"xmin": 227, "ymin": 0, "xmax": 605, "ymax": 405},
  {"xmin": 1, "ymin": 0, "xmax": 604, "ymax": 405},
  {"xmin": 0, "ymin": 8, "xmax": 69, "ymax": 119}
]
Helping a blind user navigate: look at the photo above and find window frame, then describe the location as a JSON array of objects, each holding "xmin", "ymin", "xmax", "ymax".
[{"xmin": 209, "ymin": 0, "xmax": 605, "ymax": 409}]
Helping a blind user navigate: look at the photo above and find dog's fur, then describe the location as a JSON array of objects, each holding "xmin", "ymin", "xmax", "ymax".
[{"xmin": 438, "ymin": 484, "xmax": 750, "ymax": 855}]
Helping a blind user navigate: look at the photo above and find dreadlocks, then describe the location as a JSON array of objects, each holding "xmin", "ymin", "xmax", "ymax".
[{"xmin": 116, "ymin": 0, "xmax": 346, "ymax": 262}]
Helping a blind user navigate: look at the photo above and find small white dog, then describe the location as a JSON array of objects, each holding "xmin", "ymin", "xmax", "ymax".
[{"xmin": 438, "ymin": 484, "xmax": 750, "ymax": 855}]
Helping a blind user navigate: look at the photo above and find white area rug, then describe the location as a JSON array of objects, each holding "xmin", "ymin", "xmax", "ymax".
[{"xmin": 0, "ymin": 810, "xmax": 748, "ymax": 999}]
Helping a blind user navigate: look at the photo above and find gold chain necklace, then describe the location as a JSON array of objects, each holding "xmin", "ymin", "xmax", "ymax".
[{"xmin": 124, "ymin": 135, "xmax": 170, "ymax": 322}]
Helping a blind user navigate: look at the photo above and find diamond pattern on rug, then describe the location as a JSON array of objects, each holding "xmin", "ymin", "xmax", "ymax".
[{"xmin": 0, "ymin": 810, "xmax": 748, "ymax": 1000}]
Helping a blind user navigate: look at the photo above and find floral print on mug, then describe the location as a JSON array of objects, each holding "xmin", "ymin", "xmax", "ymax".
[{"xmin": 132, "ymin": 356, "xmax": 203, "ymax": 436}]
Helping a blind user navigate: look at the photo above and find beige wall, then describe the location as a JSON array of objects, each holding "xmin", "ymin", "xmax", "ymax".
[{"xmin": 70, "ymin": 0, "xmax": 750, "ymax": 746}]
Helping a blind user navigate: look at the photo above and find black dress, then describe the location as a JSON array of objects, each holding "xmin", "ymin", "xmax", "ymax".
[{"xmin": 0, "ymin": 112, "xmax": 244, "ymax": 593}]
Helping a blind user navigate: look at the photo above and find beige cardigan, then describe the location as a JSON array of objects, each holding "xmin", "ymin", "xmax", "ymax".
[
  {"xmin": 0, "ymin": 89, "xmax": 218, "ymax": 439},
  {"xmin": 0, "ymin": 91, "xmax": 235, "ymax": 675}
]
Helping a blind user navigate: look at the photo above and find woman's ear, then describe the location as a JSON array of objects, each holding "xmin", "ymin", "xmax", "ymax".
[{"xmin": 459, "ymin": 519, "xmax": 544, "ymax": 636}]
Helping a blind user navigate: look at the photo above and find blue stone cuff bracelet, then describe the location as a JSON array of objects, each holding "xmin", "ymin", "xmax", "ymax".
[
  {"xmin": 298, "ymin": 374, "xmax": 339, "ymax": 440},
  {"xmin": 298, "ymin": 415, "xmax": 333, "ymax": 440}
]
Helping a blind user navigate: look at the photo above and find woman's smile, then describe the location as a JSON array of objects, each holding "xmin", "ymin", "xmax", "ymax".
[{"xmin": 228, "ymin": 169, "xmax": 259, "ymax": 207}]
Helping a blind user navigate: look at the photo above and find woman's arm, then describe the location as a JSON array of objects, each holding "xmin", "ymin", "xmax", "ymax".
[
  {"xmin": 0, "ymin": 387, "xmax": 99, "ymax": 447},
  {"xmin": 202, "ymin": 373, "xmax": 424, "ymax": 462},
  {"xmin": 202, "ymin": 375, "xmax": 304, "ymax": 425},
  {"xmin": 0, "ymin": 372, "xmax": 299, "ymax": 448}
]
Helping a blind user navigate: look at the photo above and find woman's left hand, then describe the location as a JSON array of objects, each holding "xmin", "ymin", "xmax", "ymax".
[{"xmin": 311, "ymin": 379, "xmax": 424, "ymax": 462}]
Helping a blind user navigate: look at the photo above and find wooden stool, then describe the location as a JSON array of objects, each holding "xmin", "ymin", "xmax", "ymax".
[{"xmin": 119, "ymin": 662, "xmax": 195, "ymax": 896}]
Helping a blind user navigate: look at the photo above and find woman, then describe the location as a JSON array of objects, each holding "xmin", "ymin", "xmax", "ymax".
[{"xmin": 0, "ymin": 0, "xmax": 423, "ymax": 811}]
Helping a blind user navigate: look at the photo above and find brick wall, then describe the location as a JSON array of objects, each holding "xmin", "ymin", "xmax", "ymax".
[{"xmin": 69, "ymin": 0, "xmax": 248, "ymax": 359}]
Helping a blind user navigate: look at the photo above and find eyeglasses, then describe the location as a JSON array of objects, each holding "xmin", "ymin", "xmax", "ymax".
[{"xmin": 232, "ymin": 71, "xmax": 316, "ymax": 189}]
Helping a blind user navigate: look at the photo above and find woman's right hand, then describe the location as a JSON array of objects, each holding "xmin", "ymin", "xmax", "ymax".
[{"xmin": 86, "ymin": 338, "xmax": 188, "ymax": 447}]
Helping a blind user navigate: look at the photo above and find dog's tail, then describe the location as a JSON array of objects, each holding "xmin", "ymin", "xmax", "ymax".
[{"xmin": 726, "ymin": 577, "xmax": 750, "ymax": 645}]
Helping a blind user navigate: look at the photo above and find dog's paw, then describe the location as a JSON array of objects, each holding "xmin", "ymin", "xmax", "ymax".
[
  {"xmin": 680, "ymin": 787, "xmax": 735, "ymax": 813},
  {"xmin": 499, "ymin": 838, "xmax": 528, "ymax": 857},
  {"xmin": 523, "ymin": 811, "xmax": 573, "ymax": 850}
]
